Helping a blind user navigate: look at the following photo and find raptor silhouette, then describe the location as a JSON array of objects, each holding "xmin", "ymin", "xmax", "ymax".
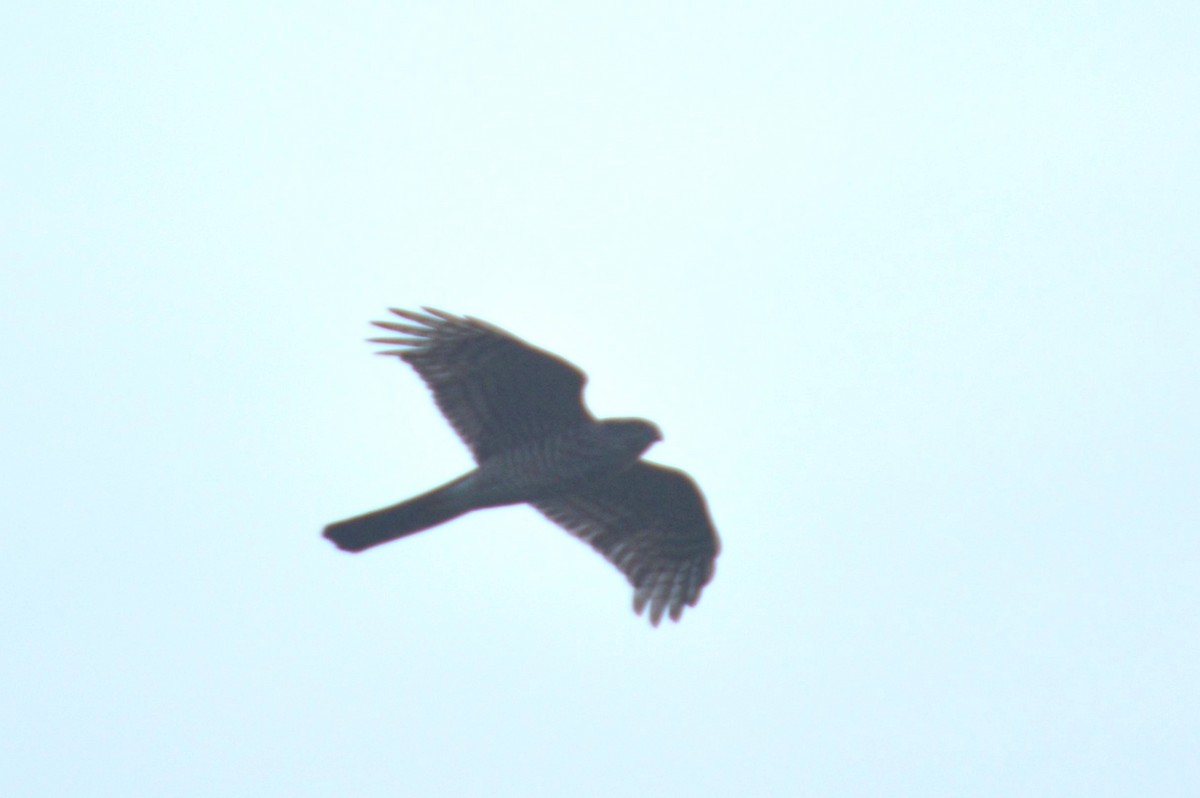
[{"xmin": 323, "ymin": 308, "xmax": 719, "ymax": 625}]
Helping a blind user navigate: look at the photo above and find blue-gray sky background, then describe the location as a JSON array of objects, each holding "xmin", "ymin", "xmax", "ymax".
[{"xmin": 3, "ymin": 3, "xmax": 1197, "ymax": 795}]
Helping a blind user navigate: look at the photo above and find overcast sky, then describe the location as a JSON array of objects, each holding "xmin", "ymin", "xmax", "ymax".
[{"xmin": 3, "ymin": 3, "xmax": 1198, "ymax": 796}]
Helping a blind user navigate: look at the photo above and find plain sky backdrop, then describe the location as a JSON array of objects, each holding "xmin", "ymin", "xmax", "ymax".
[{"xmin": 3, "ymin": 3, "xmax": 1198, "ymax": 796}]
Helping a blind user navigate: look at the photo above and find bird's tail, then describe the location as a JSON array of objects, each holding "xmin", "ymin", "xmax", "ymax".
[{"xmin": 323, "ymin": 477, "xmax": 473, "ymax": 553}]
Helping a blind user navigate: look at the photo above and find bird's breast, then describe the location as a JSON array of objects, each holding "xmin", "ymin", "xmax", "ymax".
[{"xmin": 464, "ymin": 425, "xmax": 644, "ymax": 508}]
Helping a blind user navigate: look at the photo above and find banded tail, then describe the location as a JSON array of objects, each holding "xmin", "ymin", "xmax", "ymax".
[{"xmin": 323, "ymin": 478, "xmax": 472, "ymax": 552}]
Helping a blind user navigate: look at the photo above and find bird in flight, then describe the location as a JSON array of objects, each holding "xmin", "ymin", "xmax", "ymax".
[{"xmin": 323, "ymin": 308, "xmax": 719, "ymax": 625}]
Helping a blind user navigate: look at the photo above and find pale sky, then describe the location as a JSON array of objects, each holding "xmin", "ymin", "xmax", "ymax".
[{"xmin": 3, "ymin": 3, "xmax": 1198, "ymax": 796}]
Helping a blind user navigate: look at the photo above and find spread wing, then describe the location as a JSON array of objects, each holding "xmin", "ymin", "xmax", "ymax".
[
  {"xmin": 370, "ymin": 308, "xmax": 592, "ymax": 462},
  {"xmin": 532, "ymin": 462, "xmax": 720, "ymax": 625}
]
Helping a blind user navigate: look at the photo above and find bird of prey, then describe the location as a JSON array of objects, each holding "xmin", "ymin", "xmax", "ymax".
[{"xmin": 323, "ymin": 308, "xmax": 719, "ymax": 625}]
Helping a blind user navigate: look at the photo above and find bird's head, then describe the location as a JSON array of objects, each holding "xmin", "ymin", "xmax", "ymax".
[{"xmin": 602, "ymin": 418, "xmax": 663, "ymax": 456}]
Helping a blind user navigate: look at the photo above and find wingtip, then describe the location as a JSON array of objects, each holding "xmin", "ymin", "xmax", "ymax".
[
  {"xmin": 420, "ymin": 306, "xmax": 457, "ymax": 321},
  {"xmin": 633, "ymin": 589, "xmax": 668, "ymax": 627},
  {"xmin": 372, "ymin": 320, "xmax": 426, "ymax": 334},
  {"xmin": 386, "ymin": 308, "xmax": 433, "ymax": 325},
  {"xmin": 632, "ymin": 575, "xmax": 696, "ymax": 626}
]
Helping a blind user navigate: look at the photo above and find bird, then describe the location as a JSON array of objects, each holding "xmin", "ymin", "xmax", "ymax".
[{"xmin": 323, "ymin": 308, "xmax": 719, "ymax": 625}]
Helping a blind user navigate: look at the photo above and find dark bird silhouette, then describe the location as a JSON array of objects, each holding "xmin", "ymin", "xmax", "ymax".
[{"xmin": 323, "ymin": 308, "xmax": 719, "ymax": 625}]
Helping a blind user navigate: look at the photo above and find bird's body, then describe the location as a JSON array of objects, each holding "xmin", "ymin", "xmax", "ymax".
[
  {"xmin": 323, "ymin": 308, "xmax": 719, "ymax": 625},
  {"xmin": 325, "ymin": 418, "xmax": 660, "ymax": 549}
]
